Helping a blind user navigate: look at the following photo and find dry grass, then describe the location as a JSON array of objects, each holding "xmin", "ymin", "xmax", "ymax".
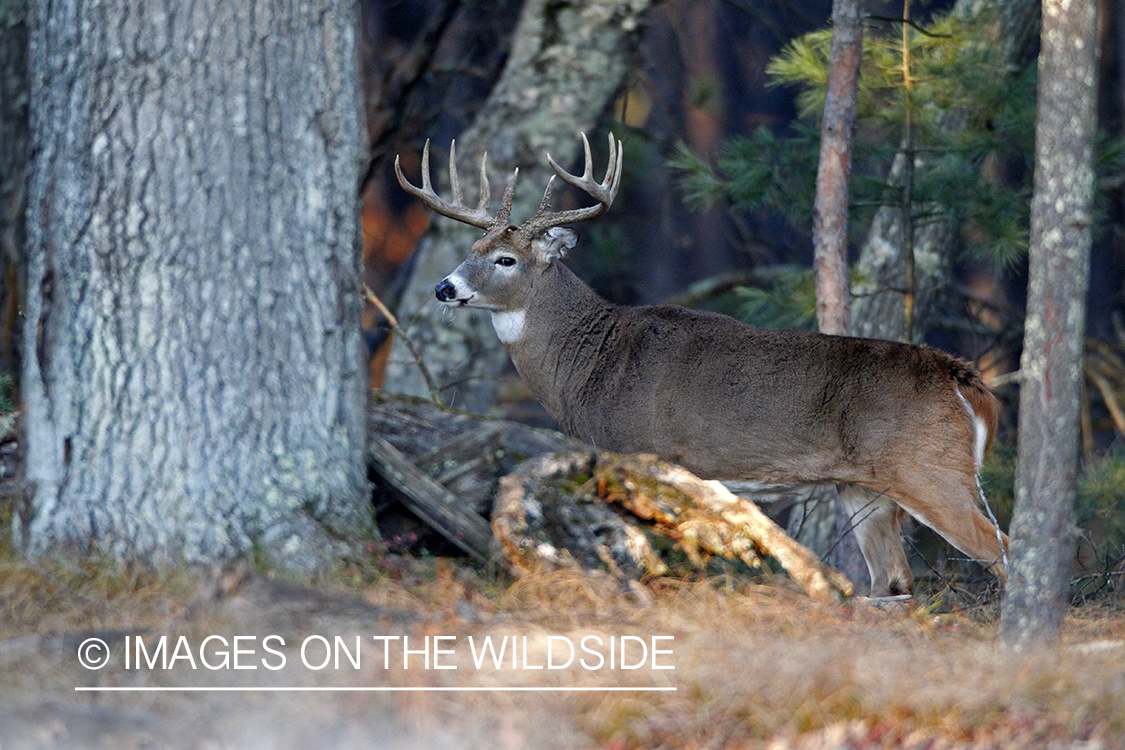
[{"xmin": 2, "ymin": 553, "xmax": 1124, "ymax": 749}]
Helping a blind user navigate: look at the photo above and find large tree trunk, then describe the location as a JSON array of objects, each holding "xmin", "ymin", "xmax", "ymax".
[
  {"xmin": 850, "ymin": 0, "xmax": 1041, "ymax": 342},
  {"xmin": 1000, "ymin": 0, "xmax": 1096, "ymax": 646},
  {"xmin": 20, "ymin": 0, "xmax": 370, "ymax": 573},
  {"xmin": 383, "ymin": 0, "xmax": 653, "ymax": 414}
]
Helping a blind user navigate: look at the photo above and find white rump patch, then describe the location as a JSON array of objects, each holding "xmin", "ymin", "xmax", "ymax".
[
  {"xmin": 957, "ymin": 387, "xmax": 1008, "ymax": 570},
  {"xmin": 956, "ymin": 388, "xmax": 988, "ymax": 470},
  {"xmin": 491, "ymin": 310, "xmax": 526, "ymax": 344}
]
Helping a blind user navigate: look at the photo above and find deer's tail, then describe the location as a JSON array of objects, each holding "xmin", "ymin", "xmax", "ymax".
[{"xmin": 950, "ymin": 359, "xmax": 999, "ymax": 470}]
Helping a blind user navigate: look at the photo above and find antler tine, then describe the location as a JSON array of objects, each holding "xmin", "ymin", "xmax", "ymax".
[
  {"xmin": 536, "ymin": 175, "xmax": 556, "ymax": 217},
  {"xmin": 523, "ymin": 133, "xmax": 623, "ymax": 236},
  {"xmin": 477, "ymin": 151, "xmax": 491, "ymax": 215},
  {"xmin": 420, "ymin": 139, "xmax": 433, "ymax": 193},
  {"xmin": 607, "ymin": 132, "xmax": 623, "ymax": 194},
  {"xmin": 495, "ymin": 168, "xmax": 520, "ymax": 226},
  {"xmin": 579, "ymin": 132, "xmax": 595, "ymax": 180},
  {"xmin": 448, "ymin": 141, "xmax": 463, "ymax": 207},
  {"xmin": 394, "ymin": 140, "xmax": 499, "ymax": 230}
]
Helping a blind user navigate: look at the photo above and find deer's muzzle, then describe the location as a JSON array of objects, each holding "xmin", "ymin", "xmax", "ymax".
[{"xmin": 435, "ymin": 280, "xmax": 457, "ymax": 302}]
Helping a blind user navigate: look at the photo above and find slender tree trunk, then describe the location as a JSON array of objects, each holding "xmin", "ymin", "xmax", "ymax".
[
  {"xmin": 812, "ymin": 0, "xmax": 861, "ymax": 337},
  {"xmin": 1000, "ymin": 0, "xmax": 1097, "ymax": 646},
  {"xmin": 384, "ymin": 0, "xmax": 653, "ymax": 414},
  {"xmin": 20, "ymin": 0, "xmax": 370, "ymax": 573},
  {"xmin": 812, "ymin": 0, "xmax": 868, "ymax": 589}
]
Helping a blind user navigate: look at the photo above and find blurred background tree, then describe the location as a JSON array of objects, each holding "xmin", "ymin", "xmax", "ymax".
[
  {"xmin": 378, "ymin": 0, "xmax": 656, "ymax": 414},
  {"xmin": 671, "ymin": 5, "xmax": 1044, "ymax": 337}
]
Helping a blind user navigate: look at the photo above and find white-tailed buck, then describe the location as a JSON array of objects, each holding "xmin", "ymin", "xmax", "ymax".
[{"xmin": 396, "ymin": 134, "xmax": 1008, "ymax": 596}]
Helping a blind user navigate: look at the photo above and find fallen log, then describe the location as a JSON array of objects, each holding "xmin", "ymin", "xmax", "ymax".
[
  {"xmin": 367, "ymin": 392, "xmax": 587, "ymax": 555},
  {"xmin": 494, "ymin": 452, "xmax": 854, "ymax": 603},
  {"xmin": 367, "ymin": 392, "xmax": 852, "ymax": 601}
]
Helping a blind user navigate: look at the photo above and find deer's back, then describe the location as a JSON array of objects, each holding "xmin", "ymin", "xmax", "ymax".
[{"xmin": 558, "ymin": 304, "xmax": 974, "ymax": 486}]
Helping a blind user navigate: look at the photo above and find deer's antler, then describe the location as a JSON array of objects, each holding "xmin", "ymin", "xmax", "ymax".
[
  {"xmin": 394, "ymin": 140, "xmax": 518, "ymax": 230},
  {"xmin": 521, "ymin": 133, "xmax": 623, "ymax": 237},
  {"xmin": 396, "ymin": 133, "xmax": 621, "ymax": 235}
]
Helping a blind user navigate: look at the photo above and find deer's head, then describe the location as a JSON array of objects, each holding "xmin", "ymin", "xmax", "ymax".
[{"xmin": 395, "ymin": 134, "xmax": 622, "ymax": 315}]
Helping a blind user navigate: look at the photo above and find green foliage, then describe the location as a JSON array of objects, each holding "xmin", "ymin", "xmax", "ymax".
[
  {"xmin": 979, "ymin": 441, "xmax": 1125, "ymax": 549},
  {"xmin": 1072, "ymin": 449, "xmax": 1125, "ymax": 600},
  {"xmin": 1095, "ymin": 132, "xmax": 1125, "ymax": 222},
  {"xmin": 720, "ymin": 126, "xmax": 822, "ymax": 229},
  {"xmin": 979, "ymin": 441, "xmax": 1016, "ymax": 529},
  {"xmin": 974, "ymin": 441, "xmax": 1125, "ymax": 600},
  {"xmin": 1076, "ymin": 449, "xmax": 1125, "ymax": 553},
  {"xmin": 672, "ymin": 10, "xmax": 1125, "ymax": 273},
  {"xmin": 732, "ymin": 268, "xmax": 818, "ymax": 330},
  {"xmin": 669, "ymin": 142, "xmax": 726, "ymax": 213},
  {"xmin": 983, "ymin": 444, "xmax": 1125, "ymax": 550},
  {"xmin": 670, "ymin": 125, "xmax": 820, "ymax": 231}
]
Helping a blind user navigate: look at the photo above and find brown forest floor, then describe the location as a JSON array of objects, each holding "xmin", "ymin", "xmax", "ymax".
[{"xmin": 1, "ymin": 554, "xmax": 1124, "ymax": 750}]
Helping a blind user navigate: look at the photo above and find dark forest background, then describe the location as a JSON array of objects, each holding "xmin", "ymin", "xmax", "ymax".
[{"xmin": 358, "ymin": 0, "xmax": 1123, "ymax": 395}]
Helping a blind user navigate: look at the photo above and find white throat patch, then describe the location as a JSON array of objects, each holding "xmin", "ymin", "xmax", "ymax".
[{"xmin": 491, "ymin": 310, "xmax": 526, "ymax": 344}]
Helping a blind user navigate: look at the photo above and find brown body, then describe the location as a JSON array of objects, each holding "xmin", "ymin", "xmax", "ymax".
[{"xmin": 398, "ymin": 134, "xmax": 1008, "ymax": 596}]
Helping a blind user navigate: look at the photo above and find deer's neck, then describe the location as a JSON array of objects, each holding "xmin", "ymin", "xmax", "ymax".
[{"xmin": 498, "ymin": 263, "xmax": 615, "ymax": 423}]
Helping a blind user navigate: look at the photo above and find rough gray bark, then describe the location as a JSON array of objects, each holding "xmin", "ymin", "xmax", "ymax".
[
  {"xmin": 20, "ymin": 0, "xmax": 369, "ymax": 573},
  {"xmin": 384, "ymin": 0, "xmax": 654, "ymax": 414},
  {"xmin": 850, "ymin": 0, "xmax": 1040, "ymax": 342},
  {"xmin": 851, "ymin": 178, "xmax": 953, "ymax": 342},
  {"xmin": 1000, "ymin": 0, "xmax": 1096, "ymax": 646},
  {"xmin": 0, "ymin": 0, "xmax": 27, "ymax": 381}
]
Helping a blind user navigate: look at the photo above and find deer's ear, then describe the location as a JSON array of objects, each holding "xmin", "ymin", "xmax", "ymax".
[{"xmin": 531, "ymin": 227, "xmax": 578, "ymax": 263}]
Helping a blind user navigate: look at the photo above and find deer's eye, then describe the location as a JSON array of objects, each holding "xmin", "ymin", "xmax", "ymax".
[{"xmin": 495, "ymin": 256, "xmax": 517, "ymax": 267}]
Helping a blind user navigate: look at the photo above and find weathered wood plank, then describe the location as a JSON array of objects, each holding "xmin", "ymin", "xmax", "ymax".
[{"xmin": 415, "ymin": 425, "xmax": 504, "ymax": 516}]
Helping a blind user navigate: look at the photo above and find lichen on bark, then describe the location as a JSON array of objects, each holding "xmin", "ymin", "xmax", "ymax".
[
  {"xmin": 20, "ymin": 0, "xmax": 370, "ymax": 573},
  {"xmin": 999, "ymin": 0, "xmax": 1096, "ymax": 646}
]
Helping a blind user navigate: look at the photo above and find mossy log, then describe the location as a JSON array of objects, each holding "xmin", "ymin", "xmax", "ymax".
[
  {"xmin": 493, "ymin": 452, "xmax": 854, "ymax": 603},
  {"xmin": 368, "ymin": 393, "xmax": 852, "ymax": 602}
]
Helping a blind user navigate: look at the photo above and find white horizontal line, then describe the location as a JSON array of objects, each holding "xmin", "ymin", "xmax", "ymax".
[{"xmin": 75, "ymin": 686, "xmax": 676, "ymax": 692}]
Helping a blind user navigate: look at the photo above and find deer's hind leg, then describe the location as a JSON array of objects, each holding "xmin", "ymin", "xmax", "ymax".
[
  {"xmin": 837, "ymin": 484, "xmax": 914, "ymax": 596},
  {"xmin": 887, "ymin": 467, "xmax": 1008, "ymax": 583}
]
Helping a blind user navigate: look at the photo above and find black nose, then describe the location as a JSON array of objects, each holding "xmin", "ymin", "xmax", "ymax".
[{"xmin": 435, "ymin": 280, "xmax": 457, "ymax": 302}]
